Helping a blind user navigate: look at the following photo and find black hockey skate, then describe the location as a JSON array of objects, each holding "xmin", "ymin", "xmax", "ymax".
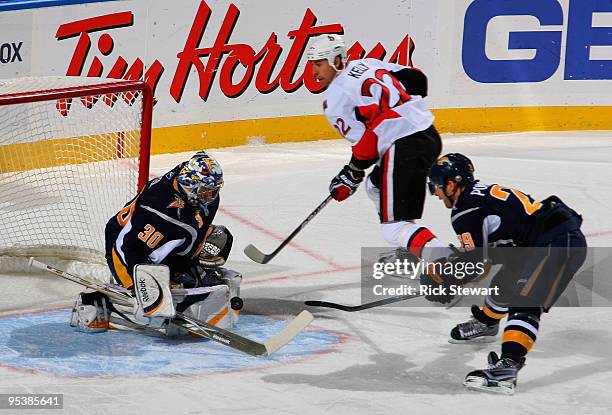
[
  {"xmin": 449, "ymin": 305, "xmax": 499, "ymax": 344},
  {"xmin": 464, "ymin": 351, "xmax": 525, "ymax": 395}
]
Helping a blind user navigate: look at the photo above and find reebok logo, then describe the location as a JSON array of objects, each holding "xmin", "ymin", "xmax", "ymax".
[
  {"xmin": 212, "ymin": 335, "xmax": 230, "ymax": 344},
  {"xmin": 138, "ymin": 278, "xmax": 150, "ymax": 302}
]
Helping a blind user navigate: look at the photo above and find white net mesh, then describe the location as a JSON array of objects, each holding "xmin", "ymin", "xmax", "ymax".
[{"xmin": 0, "ymin": 77, "xmax": 149, "ymax": 267}]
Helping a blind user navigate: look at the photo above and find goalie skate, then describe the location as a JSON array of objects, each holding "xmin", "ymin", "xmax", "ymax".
[
  {"xmin": 70, "ymin": 292, "xmax": 111, "ymax": 333},
  {"xmin": 464, "ymin": 351, "xmax": 524, "ymax": 395}
]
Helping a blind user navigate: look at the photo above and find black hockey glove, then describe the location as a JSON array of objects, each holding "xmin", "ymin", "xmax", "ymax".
[
  {"xmin": 330, "ymin": 164, "xmax": 365, "ymax": 201},
  {"xmin": 419, "ymin": 250, "xmax": 464, "ymax": 304},
  {"xmin": 419, "ymin": 249, "xmax": 488, "ymax": 304},
  {"xmin": 391, "ymin": 67, "xmax": 428, "ymax": 97},
  {"xmin": 419, "ymin": 271, "xmax": 455, "ymax": 304}
]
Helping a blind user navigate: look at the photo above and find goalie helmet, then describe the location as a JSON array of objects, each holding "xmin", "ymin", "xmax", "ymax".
[
  {"xmin": 428, "ymin": 153, "xmax": 475, "ymax": 195},
  {"xmin": 177, "ymin": 151, "xmax": 224, "ymax": 208},
  {"xmin": 306, "ymin": 34, "xmax": 347, "ymax": 66}
]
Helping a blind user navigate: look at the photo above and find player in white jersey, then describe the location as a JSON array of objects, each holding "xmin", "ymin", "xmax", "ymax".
[{"xmin": 306, "ymin": 34, "xmax": 449, "ymax": 260}]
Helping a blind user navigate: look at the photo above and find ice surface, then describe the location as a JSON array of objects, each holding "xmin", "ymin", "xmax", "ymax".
[{"xmin": 1, "ymin": 131, "xmax": 611, "ymax": 414}]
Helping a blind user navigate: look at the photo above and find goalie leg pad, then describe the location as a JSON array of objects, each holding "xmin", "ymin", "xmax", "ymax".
[
  {"xmin": 133, "ymin": 264, "xmax": 175, "ymax": 328},
  {"xmin": 70, "ymin": 291, "xmax": 111, "ymax": 333},
  {"xmin": 166, "ymin": 268, "xmax": 243, "ymax": 336}
]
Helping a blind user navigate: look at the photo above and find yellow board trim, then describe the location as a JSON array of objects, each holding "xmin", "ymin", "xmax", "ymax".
[
  {"xmin": 2, "ymin": 106, "xmax": 611, "ymax": 173},
  {"xmin": 151, "ymin": 106, "xmax": 612, "ymax": 155},
  {"xmin": 433, "ymin": 106, "xmax": 612, "ymax": 133},
  {"xmin": 0, "ymin": 131, "xmax": 140, "ymax": 173},
  {"xmin": 151, "ymin": 114, "xmax": 334, "ymax": 154}
]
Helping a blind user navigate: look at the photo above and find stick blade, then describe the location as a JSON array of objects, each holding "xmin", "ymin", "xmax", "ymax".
[
  {"xmin": 264, "ymin": 310, "xmax": 314, "ymax": 355},
  {"xmin": 244, "ymin": 244, "xmax": 270, "ymax": 264}
]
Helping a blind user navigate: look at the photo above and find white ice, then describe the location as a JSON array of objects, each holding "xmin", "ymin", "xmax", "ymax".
[{"xmin": 1, "ymin": 131, "xmax": 612, "ymax": 414}]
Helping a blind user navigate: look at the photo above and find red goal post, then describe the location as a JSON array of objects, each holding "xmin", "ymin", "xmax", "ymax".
[{"xmin": 0, "ymin": 77, "xmax": 153, "ymax": 264}]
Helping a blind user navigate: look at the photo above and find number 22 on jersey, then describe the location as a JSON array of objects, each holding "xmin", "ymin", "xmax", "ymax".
[
  {"xmin": 361, "ymin": 69, "xmax": 411, "ymax": 113},
  {"xmin": 490, "ymin": 185, "xmax": 542, "ymax": 215}
]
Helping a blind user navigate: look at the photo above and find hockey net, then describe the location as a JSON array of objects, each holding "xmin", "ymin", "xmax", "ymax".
[{"xmin": 0, "ymin": 77, "xmax": 152, "ymax": 275}]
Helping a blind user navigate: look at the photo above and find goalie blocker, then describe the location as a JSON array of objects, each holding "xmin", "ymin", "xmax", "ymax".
[{"xmin": 72, "ymin": 264, "xmax": 243, "ymax": 334}]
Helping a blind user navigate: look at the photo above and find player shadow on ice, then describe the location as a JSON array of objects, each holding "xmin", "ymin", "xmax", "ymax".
[
  {"xmin": 244, "ymin": 298, "xmax": 316, "ymax": 316},
  {"xmin": 520, "ymin": 328, "xmax": 612, "ymax": 391},
  {"xmin": 262, "ymin": 344, "xmax": 482, "ymax": 395},
  {"xmin": 262, "ymin": 320, "xmax": 484, "ymax": 395},
  {"xmin": 6, "ymin": 322, "xmax": 174, "ymax": 359}
]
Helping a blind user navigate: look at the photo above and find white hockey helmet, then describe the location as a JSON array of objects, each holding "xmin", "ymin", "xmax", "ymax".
[{"xmin": 306, "ymin": 34, "xmax": 347, "ymax": 66}]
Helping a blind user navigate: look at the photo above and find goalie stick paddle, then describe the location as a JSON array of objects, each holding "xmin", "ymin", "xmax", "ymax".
[
  {"xmin": 28, "ymin": 258, "xmax": 313, "ymax": 356},
  {"xmin": 305, "ymin": 293, "xmax": 421, "ymax": 312},
  {"xmin": 244, "ymin": 194, "xmax": 334, "ymax": 264}
]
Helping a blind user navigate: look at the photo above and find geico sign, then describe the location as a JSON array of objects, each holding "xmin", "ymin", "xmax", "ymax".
[{"xmin": 462, "ymin": 0, "xmax": 612, "ymax": 82}]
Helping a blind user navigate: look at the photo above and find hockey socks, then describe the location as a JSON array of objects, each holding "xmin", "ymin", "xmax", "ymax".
[{"xmin": 501, "ymin": 308, "xmax": 541, "ymax": 362}]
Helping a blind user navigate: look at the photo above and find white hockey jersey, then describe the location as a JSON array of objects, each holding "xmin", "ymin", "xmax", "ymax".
[{"xmin": 323, "ymin": 58, "xmax": 434, "ymax": 162}]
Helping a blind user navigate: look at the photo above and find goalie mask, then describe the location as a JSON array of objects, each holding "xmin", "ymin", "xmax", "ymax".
[{"xmin": 177, "ymin": 152, "xmax": 224, "ymax": 208}]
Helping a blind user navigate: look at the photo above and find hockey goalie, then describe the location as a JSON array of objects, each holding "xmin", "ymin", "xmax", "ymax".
[{"xmin": 70, "ymin": 151, "xmax": 243, "ymax": 335}]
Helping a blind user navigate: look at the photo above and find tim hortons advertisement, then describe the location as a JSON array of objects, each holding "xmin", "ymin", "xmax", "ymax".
[
  {"xmin": 0, "ymin": 0, "xmax": 431, "ymax": 128},
  {"xmin": 1, "ymin": 0, "xmax": 611, "ymax": 141}
]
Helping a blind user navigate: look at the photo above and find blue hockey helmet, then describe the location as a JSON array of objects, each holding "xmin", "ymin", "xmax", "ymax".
[
  {"xmin": 177, "ymin": 151, "xmax": 224, "ymax": 208},
  {"xmin": 428, "ymin": 153, "xmax": 475, "ymax": 195}
]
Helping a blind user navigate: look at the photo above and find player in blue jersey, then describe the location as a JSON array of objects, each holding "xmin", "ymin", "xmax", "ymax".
[
  {"xmin": 104, "ymin": 151, "xmax": 227, "ymax": 290},
  {"xmin": 70, "ymin": 151, "xmax": 241, "ymax": 335},
  {"xmin": 421, "ymin": 153, "xmax": 586, "ymax": 394}
]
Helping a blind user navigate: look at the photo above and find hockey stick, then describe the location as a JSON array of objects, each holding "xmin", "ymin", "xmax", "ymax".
[
  {"xmin": 306, "ymin": 260, "xmax": 496, "ymax": 312},
  {"xmin": 305, "ymin": 293, "xmax": 422, "ymax": 312},
  {"xmin": 29, "ymin": 258, "xmax": 313, "ymax": 356},
  {"xmin": 244, "ymin": 194, "xmax": 334, "ymax": 264}
]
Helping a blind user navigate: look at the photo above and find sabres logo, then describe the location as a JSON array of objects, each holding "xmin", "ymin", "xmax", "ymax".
[
  {"xmin": 168, "ymin": 196, "xmax": 185, "ymax": 210},
  {"xmin": 202, "ymin": 158, "xmax": 222, "ymax": 176}
]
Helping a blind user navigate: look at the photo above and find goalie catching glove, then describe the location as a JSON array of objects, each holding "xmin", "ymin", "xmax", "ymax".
[
  {"xmin": 329, "ymin": 164, "xmax": 365, "ymax": 201},
  {"xmin": 199, "ymin": 225, "xmax": 233, "ymax": 267}
]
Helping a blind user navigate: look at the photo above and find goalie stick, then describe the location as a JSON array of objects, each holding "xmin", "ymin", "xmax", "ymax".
[
  {"xmin": 29, "ymin": 258, "xmax": 313, "ymax": 356},
  {"xmin": 244, "ymin": 194, "xmax": 333, "ymax": 264}
]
